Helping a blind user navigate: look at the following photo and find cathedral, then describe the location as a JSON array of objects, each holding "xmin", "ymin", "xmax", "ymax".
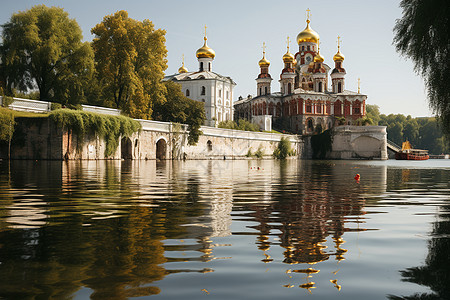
[
  {"xmin": 234, "ymin": 10, "xmax": 367, "ymax": 134},
  {"xmin": 164, "ymin": 28, "xmax": 236, "ymax": 126}
]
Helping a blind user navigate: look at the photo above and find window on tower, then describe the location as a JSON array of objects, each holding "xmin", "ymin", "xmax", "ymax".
[
  {"xmin": 306, "ymin": 105, "xmax": 312, "ymax": 113},
  {"xmin": 200, "ymin": 62, "xmax": 204, "ymax": 71},
  {"xmin": 302, "ymin": 46, "xmax": 305, "ymax": 51},
  {"xmin": 338, "ymin": 82, "xmax": 342, "ymax": 93},
  {"xmin": 264, "ymin": 87, "xmax": 268, "ymax": 95},
  {"xmin": 307, "ymin": 45, "xmax": 310, "ymax": 51},
  {"xmin": 201, "ymin": 86, "xmax": 206, "ymax": 95},
  {"xmin": 186, "ymin": 89, "xmax": 190, "ymax": 97},
  {"xmin": 318, "ymin": 82, "xmax": 322, "ymax": 92}
]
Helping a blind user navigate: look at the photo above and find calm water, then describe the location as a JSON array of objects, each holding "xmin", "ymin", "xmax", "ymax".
[{"xmin": 0, "ymin": 159, "xmax": 449, "ymax": 299}]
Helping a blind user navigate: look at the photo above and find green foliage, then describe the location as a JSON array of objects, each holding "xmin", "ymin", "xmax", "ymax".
[
  {"xmin": 254, "ymin": 145, "xmax": 264, "ymax": 159},
  {"xmin": 91, "ymin": 10, "xmax": 167, "ymax": 119},
  {"xmin": 1, "ymin": 96, "xmax": 14, "ymax": 107},
  {"xmin": 51, "ymin": 103, "xmax": 62, "ymax": 111},
  {"xmin": 394, "ymin": 0, "xmax": 450, "ymax": 139},
  {"xmin": 311, "ymin": 129, "xmax": 333, "ymax": 159},
  {"xmin": 49, "ymin": 109, "xmax": 141, "ymax": 157},
  {"xmin": 379, "ymin": 112, "xmax": 449, "ymax": 154},
  {"xmin": 218, "ymin": 119, "xmax": 259, "ymax": 131},
  {"xmin": 365, "ymin": 104, "xmax": 381, "ymax": 125},
  {"xmin": 0, "ymin": 5, "xmax": 94, "ymax": 104},
  {"xmin": 153, "ymin": 81, "xmax": 205, "ymax": 145},
  {"xmin": 0, "ymin": 108, "xmax": 15, "ymax": 142},
  {"xmin": 335, "ymin": 116, "xmax": 346, "ymax": 126},
  {"xmin": 273, "ymin": 137, "xmax": 295, "ymax": 159}
]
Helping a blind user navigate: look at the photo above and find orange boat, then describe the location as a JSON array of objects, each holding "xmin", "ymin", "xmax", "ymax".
[{"xmin": 395, "ymin": 141, "xmax": 429, "ymax": 160}]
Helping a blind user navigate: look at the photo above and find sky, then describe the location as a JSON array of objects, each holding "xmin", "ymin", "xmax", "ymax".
[{"xmin": 0, "ymin": 0, "xmax": 432, "ymax": 117}]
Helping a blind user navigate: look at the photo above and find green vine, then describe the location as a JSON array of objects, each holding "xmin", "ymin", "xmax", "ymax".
[
  {"xmin": 311, "ymin": 129, "xmax": 333, "ymax": 159},
  {"xmin": 49, "ymin": 109, "xmax": 141, "ymax": 157}
]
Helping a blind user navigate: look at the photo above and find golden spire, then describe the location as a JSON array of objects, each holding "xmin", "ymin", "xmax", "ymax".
[
  {"xmin": 259, "ymin": 42, "xmax": 270, "ymax": 67},
  {"xmin": 358, "ymin": 78, "xmax": 361, "ymax": 93},
  {"xmin": 306, "ymin": 8, "xmax": 311, "ymax": 24},
  {"xmin": 314, "ymin": 38, "xmax": 324, "ymax": 63},
  {"xmin": 178, "ymin": 54, "xmax": 188, "ymax": 73},
  {"xmin": 333, "ymin": 35, "xmax": 345, "ymax": 62},
  {"xmin": 286, "ymin": 36, "xmax": 290, "ymax": 52},
  {"xmin": 196, "ymin": 25, "xmax": 215, "ymax": 59}
]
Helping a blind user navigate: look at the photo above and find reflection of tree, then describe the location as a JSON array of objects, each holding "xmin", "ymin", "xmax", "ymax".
[
  {"xmin": 0, "ymin": 160, "xmax": 213, "ymax": 299},
  {"xmin": 388, "ymin": 205, "xmax": 450, "ymax": 300}
]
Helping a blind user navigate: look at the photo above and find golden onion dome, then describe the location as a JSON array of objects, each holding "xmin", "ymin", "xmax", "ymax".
[
  {"xmin": 178, "ymin": 65, "xmax": 188, "ymax": 73},
  {"xmin": 314, "ymin": 52, "xmax": 324, "ymax": 63},
  {"xmin": 259, "ymin": 48, "xmax": 270, "ymax": 67},
  {"xmin": 283, "ymin": 51, "xmax": 295, "ymax": 63},
  {"xmin": 333, "ymin": 50, "xmax": 345, "ymax": 62},
  {"xmin": 297, "ymin": 20, "xmax": 320, "ymax": 44},
  {"xmin": 196, "ymin": 37, "xmax": 215, "ymax": 59}
]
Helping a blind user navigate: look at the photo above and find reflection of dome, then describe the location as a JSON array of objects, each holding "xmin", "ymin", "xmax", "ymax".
[
  {"xmin": 297, "ymin": 20, "xmax": 320, "ymax": 44},
  {"xmin": 196, "ymin": 37, "xmax": 215, "ymax": 59}
]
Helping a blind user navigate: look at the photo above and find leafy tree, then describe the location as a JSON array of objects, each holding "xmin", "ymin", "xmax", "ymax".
[
  {"xmin": 394, "ymin": 0, "xmax": 450, "ymax": 139},
  {"xmin": 91, "ymin": 11, "xmax": 167, "ymax": 119},
  {"xmin": 153, "ymin": 81, "xmax": 205, "ymax": 145},
  {"xmin": 0, "ymin": 5, "xmax": 94, "ymax": 103},
  {"xmin": 387, "ymin": 122, "xmax": 404, "ymax": 145},
  {"xmin": 366, "ymin": 104, "xmax": 381, "ymax": 125}
]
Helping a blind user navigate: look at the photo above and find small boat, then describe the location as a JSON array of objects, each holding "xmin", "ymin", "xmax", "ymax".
[{"xmin": 395, "ymin": 141, "xmax": 429, "ymax": 160}]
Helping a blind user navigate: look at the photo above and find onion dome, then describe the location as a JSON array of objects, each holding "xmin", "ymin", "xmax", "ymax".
[
  {"xmin": 178, "ymin": 54, "xmax": 188, "ymax": 73},
  {"xmin": 333, "ymin": 37, "xmax": 345, "ymax": 61},
  {"xmin": 178, "ymin": 65, "xmax": 188, "ymax": 73},
  {"xmin": 283, "ymin": 37, "xmax": 295, "ymax": 63},
  {"xmin": 196, "ymin": 36, "xmax": 215, "ymax": 59},
  {"xmin": 314, "ymin": 39, "xmax": 324, "ymax": 62},
  {"xmin": 297, "ymin": 12, "xmax": 320, "ymax": 44},
  {"xmin": 259, "ymin": 43, "xmax": 270, "ymax": 67}
]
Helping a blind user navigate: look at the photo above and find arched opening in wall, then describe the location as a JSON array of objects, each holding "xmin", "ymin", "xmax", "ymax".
[
  {"xmin": 201, "ymin": 86, "xmax": 206, "ymax": 95},
  {"xmin": 288, "ymin": 82, "xmax": 292, "ymax": 94},
  {"xmin": 121, "ymin": 137, "xmax": 133, "ymax": 159},
  {"xmin": 307, "ymin": 118, "xmax": 314, "ymax": 133},
  {"xmin": 264, "ymin": 86, "xmax": 268, "ymax": 95},
  {"xmin": 318, "ymin": 81, "xmax": 322, "ymax": 92},
  {"xmin": 186, "ymin": 89, "xmax": 190, "ymax": 97},
  {"xmin": 338, "ymin": 82, "xmax": 342, "ymax": 93},
  {"xmin": 259, "ymin": 87, "xmax": 262, "ymax": 96},
  {"xmin": 208, "ymin": 62, "xmax": 211, "ymax": 71},
  {"xmin": 156, "ymin": 138, "xmax": 167, "ymax": 160},
  {"xmin": 207, "ymin": 140, "xmax": 212, "ymax": 151},
  {"xmin": 200, "ymin": 62, "xmax": 204, "ymax": 71}
]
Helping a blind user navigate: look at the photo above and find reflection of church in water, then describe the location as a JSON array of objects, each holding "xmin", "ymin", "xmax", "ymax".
[{"xmin": 234, "ymin": 10, "xmax": 367, "ymax": 134}]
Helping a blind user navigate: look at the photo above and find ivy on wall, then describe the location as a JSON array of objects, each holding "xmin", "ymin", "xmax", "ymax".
[{"xmin": 49, "ymin": 109, "xmax": 141, "ymax": 157}]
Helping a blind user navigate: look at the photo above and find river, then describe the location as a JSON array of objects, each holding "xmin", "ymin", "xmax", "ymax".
[{"xmin": 0, "ymin": 159, "xmax": 449, "ymax": 299}]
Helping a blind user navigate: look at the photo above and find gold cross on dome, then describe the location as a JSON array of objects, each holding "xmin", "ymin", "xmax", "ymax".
[
  {"xmin": 182, "ymin": 54, "xmax": 185, "ymax": 66},
  {"xmin": 262, "ymin": 42, "xmax": 266, "ymax": 54},
  {"xmin": 306, "ymin": 8, "xmax": 311, "ymax": 22},
  {"xmin": 337, "ymin": 36, "xmax": 341, "ymax": 50},
  {"xmin": 286, "ymin": 36, "xmax": 290, "ymax": 51},
  {"xmin": 358, "ymin": 78, "xmax": 361, "ymax": 93},
  {"xmin": 204, "ymin": 25, "xmax": 207, "ymax": 40}
]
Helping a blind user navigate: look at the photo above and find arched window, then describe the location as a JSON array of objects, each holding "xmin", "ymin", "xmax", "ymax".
[
  {"xmin": 264, "ymin": 86, "xmax": 268, "ymax": 95},
  {"xmin": 259, "ymin": 87, "xmax": 262, "ymax": 95},
  {"xmin": 208, "ymin": 62, "xmax": 211, "ymax": 71},
  {"xmin": 288, "ymin": 83, "xmax": 292, "ymax": 94},
  {"xmin": 318, "ymin": 81, "xmax": 322, "ymax": 92},
  {"xmin": 338, "ymin": 82, "xmax": 342, "ymax": 93},
  {"xmin": 200, "ymin": 62, "xmax": 204, "ymax": 71},
  {"xmin": 186, "ymin": 89, "xmax": 190, "ymax": 97},
  {"xmin": 201, "ymin": 86, "xmax": 206, "ymax": 95},
  {"xmin": 207, "ymin": 140, "xmax": 212, "ymax": 151}
]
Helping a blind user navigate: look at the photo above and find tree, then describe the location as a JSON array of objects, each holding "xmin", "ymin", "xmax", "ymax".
[
  {"xmin": 91, "ymin": 11, "xmax": 167, "ymax": 119},
  {"xmin": 366, "ymin": 104, "xmax": 381, "ymax": 125},
  {"xmin": 153, "ymin": 81, "xmax": 205, "ymax": 145},
  {"xmin": 394, "ymin": 0, "xmax": 450, "ymax": 140},
  {"xmin": 0, "ymin": 5, "xmax": 94, "ymax": 103}
]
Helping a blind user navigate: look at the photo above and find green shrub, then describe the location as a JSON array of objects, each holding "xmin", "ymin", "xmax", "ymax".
[
  {"xmin": 1, "ymin": 96, "xmax": 14, "ymax": 108},
  {"xmin": 311, "ymin": 129, "xmax": 333, "ymax": 159},
  {"xmin": 254, "ymin": 145, "xmax": 264, "ymax": 159},
  {"xmin": 273, "ymin": 137, "xmax": 295, "ymax": 159},
  {"xmin": 0, "ymin": 108, "xmax": 15, "ymax": 142},
  {"xmin": 51, "ymin": 103, "xmax": 62, "ymax": 111}
]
